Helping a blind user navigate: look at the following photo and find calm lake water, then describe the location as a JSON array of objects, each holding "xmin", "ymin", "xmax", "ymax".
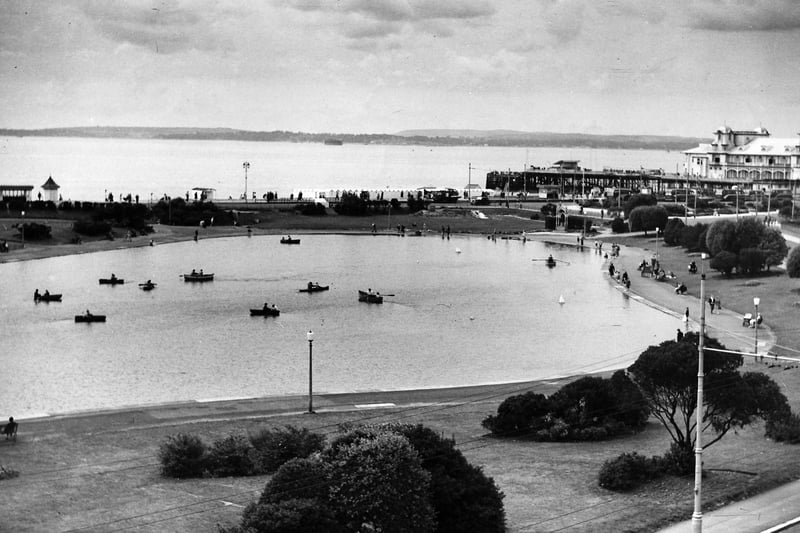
[
  {"xmin": 1, "ymin": 235, "xmax": 678, "ymax": 418},
  {"xmin": 0, "ymin": 136, "xmax": 685, "ymax": 202}
]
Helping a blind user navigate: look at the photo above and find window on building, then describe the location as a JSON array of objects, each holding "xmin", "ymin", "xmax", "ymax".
[
  {"xmin": 745, "ymin": 157, "xmax": 752, "ymax": 163},
  {"xmin": 713, "ymin": 156, "xmax": 720, "ymax": 163}
]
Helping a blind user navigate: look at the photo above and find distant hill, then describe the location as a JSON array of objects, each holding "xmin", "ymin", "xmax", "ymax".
[{"xmin": 0, "ymin": 126, "xmax": 704, "ymax": 151}]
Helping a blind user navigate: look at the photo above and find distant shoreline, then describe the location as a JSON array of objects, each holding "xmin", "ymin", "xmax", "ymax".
[{"xmin": 0, "ymin": 126, "xmax": 704, "ymax": 151}]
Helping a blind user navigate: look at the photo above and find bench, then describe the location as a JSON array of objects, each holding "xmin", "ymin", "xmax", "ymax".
[
  {"xmin": 742, "ymin": 313, "xmax": 752, "ymax": 327},
  {"xmin": 640, "ymin": 265, "xmax": 653, "ymax": 277}
]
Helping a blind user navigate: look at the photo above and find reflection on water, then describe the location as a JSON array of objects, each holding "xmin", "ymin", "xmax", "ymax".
[{"xmin": 0, "ymin": 235, "xmax": 677, "ymax": 417}]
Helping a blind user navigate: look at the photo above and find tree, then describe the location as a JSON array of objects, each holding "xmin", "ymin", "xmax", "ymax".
[
  {"xmin": 759, "ymin": 227, "xmax": 789, "ymax": 270},
  {"xmin": 734, "ymin": 217, "xmax": 763, "ymax": 250},
  {"xmin": 326, "ymin": 432, "xmax": 436, "ymax": 532},
  {"xmin": 663, "ymin": 218, "xmax": 685, "ymax": 246},
  {"xmin": 705, "ymin": 219, "xmax": 738, "ymax": 256},
  {"xmin": 623, "ymin": 193, "xmax": 657, "ymax": 219},
  {"xmin": 788, "ymin": 245, "xmax": 800, "ymax": 278},
  {"xmin": 710, "ymin": 250, "xmax": 737, "ymax": 276},
  {"xmin": 627, "ymin": 333, "xmax": 787, "ymax": 458},
  {"xmin": 481, "ymin": 391, "xmax": 551, "ymax": 436},
  {"xmin": 738, "ymin": 247, "xmax": 764, "ymax": 275},
  {"xmin": 628, "ymin": 205, "xmax": 668, "ymax": 234}
]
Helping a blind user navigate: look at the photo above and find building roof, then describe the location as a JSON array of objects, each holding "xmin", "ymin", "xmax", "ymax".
[
  {"xmin": 41, "ymin": 176, "xmax": 59, "ymax": 189},
  {"xmin": 685, "ymin": 138, "xmax": 799, "ymax": 156}
]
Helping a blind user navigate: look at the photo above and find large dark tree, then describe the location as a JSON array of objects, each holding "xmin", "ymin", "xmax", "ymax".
[{"xmin": 627, "ymin": 333, "xmax": 789, "ymax": 454}]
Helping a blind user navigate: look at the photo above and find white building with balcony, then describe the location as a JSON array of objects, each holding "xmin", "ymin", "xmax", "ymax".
[{"xmin": 684, "ymin": 127, "xmax": 800, "ymax": 190}]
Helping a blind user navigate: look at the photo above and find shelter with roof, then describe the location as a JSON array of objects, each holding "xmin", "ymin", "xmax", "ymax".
[
  {"xmin": 0, "ymin": 185, "xmax": 33, "ymax": 202},
  {"xmin": 41, "ymin": 176, "xmax": 60, "ymax": 202}
]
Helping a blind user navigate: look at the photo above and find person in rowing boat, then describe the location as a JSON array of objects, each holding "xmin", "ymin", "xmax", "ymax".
[
  {"xmin": 34, "ymin": 289, "xmax": 40, "ymax": 301},
  {"xmin": 44, "ymin": 290, "xmax": 50, "ymax": 298},
  {"xmin": 308, "ymin": 281, "xmax": 313, "ymax": 291},
  {"xmin": 111, "ymin": 273, "xmax": 117, "ymax": 281},
  {"xmin": 191, "ymin": 269, "xmax": 197, "ymax": 275},
  {"xmin": 85, "ymin": 309, "xmax": 93, "ymax": 317}
]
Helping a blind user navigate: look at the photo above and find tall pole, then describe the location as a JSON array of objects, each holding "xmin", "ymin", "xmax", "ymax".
[
  {"xmin": 20, "ymin": 210, "xmax": 25, "ymax": 248},
  {"xmin": 243, "ymin": 161, "xmax": 250, "ymax": 203},
  {"xmin": 307, "ymin": 330, "xmax": 315, "ymax": 414},
  {"xmin": 692, "ymin": 253, "xmax": 708, "ymax": 533},
  {"xmin": 468, "ymin": 163, "xmax": 472, "ymax": 202},
  {"xmin": 754, "ymin": 298, "xmax": 760, "ymax": 360},
  {"xmin": 655, "ymin": 227, "xmax": 660, "ymax": 263}
]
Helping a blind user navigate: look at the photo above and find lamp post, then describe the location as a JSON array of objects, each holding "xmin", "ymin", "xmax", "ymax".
[
  {"xmin": 655, "ymin": 226, "xmax": 660, "ymax": 263},
  {"xmin": 307, "ymin": 330, "xmax": 315, "ymax": 414},
  {"xmin": 243, "ymin": 162, "xmax": 250, "ymax": 203},
  {"xmin": 692, "ymin": 252, "xmax": 708, "ymax": 532},
  {"xmin": 20, "ymin": 210, "xmax": 25, "ymax": 248},
  {"xmin": 754, "ymin": 297, "xmax": 760, "ymax": 360}
]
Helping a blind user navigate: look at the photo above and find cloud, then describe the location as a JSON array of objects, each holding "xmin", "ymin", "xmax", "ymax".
[
  {"xmin": 687, "ymin": 0, "xmax": 800, "ymax": 31},
  {"xmin": 79, "ymin": 1, "xmax": 236, "ymax": 54},
  {"xmin": 287, "ymin": 0, "xmax": 493, "ymax": 22}
]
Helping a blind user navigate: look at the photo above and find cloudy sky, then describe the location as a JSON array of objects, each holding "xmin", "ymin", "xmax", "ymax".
[{"xmin": 1, "ymin": 0, "xmax": 799, "ymax": 137}]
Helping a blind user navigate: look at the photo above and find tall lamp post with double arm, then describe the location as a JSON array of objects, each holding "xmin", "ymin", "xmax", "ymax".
[
  {"xmin": 754, "ymin": 297, "xmax": 760, "ymax": 360},
  {"xmin": 243, "ymin": 161, "xmax": 250, "ymax": 203}
]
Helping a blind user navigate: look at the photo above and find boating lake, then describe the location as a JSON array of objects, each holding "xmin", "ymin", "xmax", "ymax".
[{"xmin": 0, "ymin": 234, "xmax": 680, "ymax": 418}]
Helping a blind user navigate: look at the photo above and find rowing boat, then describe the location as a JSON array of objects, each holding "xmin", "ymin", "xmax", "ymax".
[{"xmin": 358, "ymin": 290, "xmax": 383, "ymax": 304}]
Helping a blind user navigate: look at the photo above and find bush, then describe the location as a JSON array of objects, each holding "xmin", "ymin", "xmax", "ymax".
[
  {"xmin": 598, "ymin": 452, "xmax": 658, "ymax": 491},
  {"xmin": 207, "ymin": 434, "xmax": 255, "ymax": 477},
  {"xmin": 660, "ymin": 442, "xmax": 694, "ymax": 476},
  {"xmin": 73, "ymin": 219, "xmax": 112, "ymax": 236},
  {"xmin": 610, "ymin": 216, "xmax": 627, "ymax": 233},
  {"xmin": 787, "ymin": 246, "xmax": 800, "ymax": 278},
  {"xmin": 766, "ymin": 412, "xmax": 800, "ymax": 444},
  {"xmin": 19, "ymin": 222, "xmax": 52, "ymax": 241},
  {"xmin": 260, "ymin": 457, "xmax": 330, "ymax": 504},
  {"xmin": 298, "ymin": 202, "xmax": 327, "ymax": 216},
  {"xmin": 395, "ymin": 424, "xmax": 506, "ymax": 533},
  {"xmin": 237, "ymin": 498, "xmax": 343, "ymax": 533},
  {"xmin": 158, "ymin": 433, "xmax": 208, "ymax": 478},
  {"xmin": 249, "ymin": 425, "xmax": 326, "ymax": 474}
]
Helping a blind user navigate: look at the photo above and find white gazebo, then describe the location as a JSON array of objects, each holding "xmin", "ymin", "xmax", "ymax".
[{"xmin": 41, "ymin": 176, "xmax": 60, "ymax": 202}]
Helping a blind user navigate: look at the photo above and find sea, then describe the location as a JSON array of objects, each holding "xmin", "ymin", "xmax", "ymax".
[{"xmin": 0, "ymin": 136, "xmax": 685, "ymax": 202}]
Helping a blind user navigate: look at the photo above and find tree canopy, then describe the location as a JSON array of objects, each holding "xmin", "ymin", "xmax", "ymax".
[
  {"xmin": 704, "ymin": 218, "xmax": 788, "ymax": 275},
  {"xmin": 627, "ymin": 333, "xmax": 789, "ymax": 454}
]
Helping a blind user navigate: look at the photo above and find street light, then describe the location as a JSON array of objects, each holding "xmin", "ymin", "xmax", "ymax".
[
  {"xmin": 754, "ymin": 297, "xmax": 760, "ymax": 361},
  {"xmin": 242, "ymin": 161, "xmax": 250, "ymax": 203},
  {"xmin": 655, "ymin": 226, "xmax": 660, "ymax": 264},
  {"xmin": 307, "ymin": 330, "xmax": 315, "ymax": 414},
  {"xmin": 692, "ymin": 252, "xmax": 708, "ymax": 532},
  {"xmin": 20, "ymin": 210, "xmax": 25, "ymax": 248}
]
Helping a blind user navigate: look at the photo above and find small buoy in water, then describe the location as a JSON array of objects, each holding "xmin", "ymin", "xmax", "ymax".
[
  {"xmin": 558, "ymin": 295, "xmax": 565, "ymax": 305},
  {"xmin": 469, "ymin": 316, "xmax": 474, "ymax": 320},
  {"xmin": 455, "ymin": 248, "xmax": 462, "ymax": 254}
]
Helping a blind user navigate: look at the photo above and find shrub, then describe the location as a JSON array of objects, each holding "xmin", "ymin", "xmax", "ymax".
[
  {"xmin": 237, "ymin": 498, "xmax": 343, "ymax": 533},
  {"xmin": 598, "ymin": 452, "xmax": 658, "ymax": 491},
  {"xmin": 766, "ymin": 412, "xmax": 800, "ymax": 444},
  {"xmin": 481, "ymin": 391, "xmax": 551, "ymax": 436},
  {"xmin": 660, "ymin": 442, "xmax": 694, "ymax": 476},
  {"xmin": 73, "ymin": 219, "xmax": 112, "ymax": 236},
  {"xmin": 158, "ymin": 433, "xmax": 208, "ymax": 478},
  {"xmin": 298, "ymin": 202, "xmax": 327, "ymax": 216},
  {"xmin": 395, "ymin": 424, "xmax": 506, "ymax": 533},
  {"xmin": 260, "ymin": 457, "xmax": 330, "ymax": 504},
  {"xmin": 610, "ymin": 216, "xmax": 627, "ymax": 233},
  {"xmin": 249, "ymin": 425, "xmax": 326, "ymax": 474},
  {"xmin": 19, "ymin": 222, "xmax": 52, "ymax": 241},
  {"xmin": 787, "ymin": 246, "xmax": 800, "ymax": 278},
  {"xmin": 207, "ymin": 434, "xmax": 255, "ymax": 477}
]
